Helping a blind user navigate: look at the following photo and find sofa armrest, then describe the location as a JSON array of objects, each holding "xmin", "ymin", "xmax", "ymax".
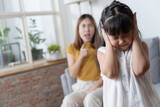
[
  {"xmin": 60, "ymin": 74, "xmax": 69, "ymax": 96},
  {"xmin": 65, "ymin": 68, "xmax": 77, "ymax": 93}
]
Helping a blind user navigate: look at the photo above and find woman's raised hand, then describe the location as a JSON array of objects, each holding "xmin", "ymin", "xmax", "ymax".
[{"xmin": 79, "ymin": 44, "xmax": 89, "ymax": 59}]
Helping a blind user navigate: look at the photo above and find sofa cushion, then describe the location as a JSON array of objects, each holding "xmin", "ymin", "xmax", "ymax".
[
  {"xmin": 154, "ymin": 83, "xmax": 160, "ymax": 98},
  {"xmin": 143, "ymin": 37, "xmax": 160, "ymax": 84}
]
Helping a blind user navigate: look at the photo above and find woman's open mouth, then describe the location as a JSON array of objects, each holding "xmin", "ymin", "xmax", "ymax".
[{"xmin": 84, "ymin": 34, "xmax": 90, "ymax": 39}]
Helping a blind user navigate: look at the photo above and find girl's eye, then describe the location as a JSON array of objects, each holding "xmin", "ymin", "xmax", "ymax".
[
  {"xmin": 113, "ymin": 36, "xmax": 118, "ymax": 39},
  {"xmin": 124, "ymin": 34, "xmax": 128, "ymax": 37}
]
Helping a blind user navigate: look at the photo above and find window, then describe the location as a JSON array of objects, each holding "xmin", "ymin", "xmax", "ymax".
[{"xmin": 0, "ymin": 0, "xmax": 64, "ymax": 69}]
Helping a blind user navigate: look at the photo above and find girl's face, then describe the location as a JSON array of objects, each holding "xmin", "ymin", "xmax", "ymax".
[
  {"xmin": 108, "ymin": 30, "xmax": 133, "ymax": 51},
  {"xmin": 79, "ymin": 18, "xmax": 95, "ymax": 44}
]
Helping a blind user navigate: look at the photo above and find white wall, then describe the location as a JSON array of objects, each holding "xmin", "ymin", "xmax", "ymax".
[
  {"xmin": 60, "ymin": 0, "xmax": 92, "ymax": 48},
  {"xmin": 61, "ymin": 0, "xmax": 160, "ymax": 47},
  {"xmin": 120, "ymin": 0, "xmax": 160, "ymax": 39}
]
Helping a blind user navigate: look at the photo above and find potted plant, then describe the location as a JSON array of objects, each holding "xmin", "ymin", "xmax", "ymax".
[
  {"xmin": 46, "ymin": 44, "xmax": 61, "ymax": 60},
  {"xmin": 0, "ymin": 25, "xmax": 14, "ymax": 67},
  {"xmin": 15, "ymin": 18, "xmax": 46, "ymax": 60},
  {"xmin": 0, "ymin": 26, "xmax": 10, "ymax": 44},
  {"xmin": 28, "ymin": 18, "xmax": 46, "ymax": 60},
  {"xmin": 16, "ymin": 18, "xmax": 46, "ymax": 60}
]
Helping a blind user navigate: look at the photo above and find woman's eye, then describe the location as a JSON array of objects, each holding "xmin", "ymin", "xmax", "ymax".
[{"xmin": 89, "ymin": 24, "xmax": 93, "ymax": 27}]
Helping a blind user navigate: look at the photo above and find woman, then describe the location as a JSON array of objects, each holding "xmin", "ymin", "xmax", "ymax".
[{"xmin": 61, "ymin": 14, "xmax": 103, "ymax": 107}]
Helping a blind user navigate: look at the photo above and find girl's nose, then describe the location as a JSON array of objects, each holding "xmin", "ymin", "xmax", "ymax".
[{"xmin": 119, "ymin": 39, "xmax": 124, "ymax": 45}]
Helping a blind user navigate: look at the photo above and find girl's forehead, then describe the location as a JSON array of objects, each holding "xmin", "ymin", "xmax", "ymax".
[{"xmin": 109, "ymin": 29, "xmax": 132, "ymax": 37}]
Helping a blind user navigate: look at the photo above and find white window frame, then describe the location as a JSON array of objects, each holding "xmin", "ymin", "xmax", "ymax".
[{"xmin": 0, "ymin": 0, "xmax": 65, "ymax": 65}]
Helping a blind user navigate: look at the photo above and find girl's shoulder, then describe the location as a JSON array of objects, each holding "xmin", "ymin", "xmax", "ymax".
[{"xmin": 98, "ymin": 46, "xmax": 105, "ymax": 53}]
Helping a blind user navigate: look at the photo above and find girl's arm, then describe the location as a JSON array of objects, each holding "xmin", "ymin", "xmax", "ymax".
[
  {"xmin": 132, "ymin": 13, "xmax": 150, "ymax": 77},
  {"xmin": 67, "ymin": 44, "xmax": 89, "ymax": 78},
  {"xmin": 88, "ymin": 77, "xmax": 103, "ymax": 93},
  {"xmin": 97, "ymin": 28, "xmax": 119, "ymax": 79}
]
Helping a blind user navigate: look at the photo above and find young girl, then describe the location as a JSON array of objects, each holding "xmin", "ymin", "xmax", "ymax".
[
  {"xmin": 61, "ymin": 14, "xmax": 103, "ymax": 107},
  {"xmin": 97, "ymin": 1, "xmax": 160, "ymax": 107}
]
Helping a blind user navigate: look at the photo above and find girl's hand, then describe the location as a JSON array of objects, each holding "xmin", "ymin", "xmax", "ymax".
[
  {"xmin": 79, "ymin": 44, "xmax": 89, "ymax": 59},
  {"xmin": 100, "ymin": 22, "xmax": 110, "ymax": 43},
  {"xmin": 133, "ymin": 12, "xmax": 139, "ymax": 40},
  {"xmin": 101, "ymin": 28, "xmax": 110, "ymax": 42}
]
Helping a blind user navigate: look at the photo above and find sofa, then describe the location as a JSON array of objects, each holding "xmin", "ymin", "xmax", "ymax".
[
  {"xmin": 60, "ymin": 68, "xmax": 76, "ymax": 96},
  {"xmin": 61, "ymin": 36, "xmax": 160, "ymax": 98},
  {"xmin": 143, "ymin": 36, "xmax": 160, "ymax": 98}
]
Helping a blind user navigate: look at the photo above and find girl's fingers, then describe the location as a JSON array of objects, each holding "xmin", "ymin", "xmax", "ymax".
[
  {"xmin": 101, "ymin": 28, "xmax": 110, "ymax": 42},
  {"xmin": 133, "ymin": 12, "xmax": 138, "ymax": 30},
  {"xmin": 133, "ymin": 12, "xmax": 139, "ymax": 39},
  {"xmin": 100, "ymin": 21, "xmax": 104, "ymax": 28},
  {"xmin": 100, "ymin": 21, "xmax": 110, "ymax": 42}
]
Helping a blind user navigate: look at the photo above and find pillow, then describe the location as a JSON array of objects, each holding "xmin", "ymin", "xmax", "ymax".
[{"xmin": 143, "ymin": 37, "xmax": 160, "ymax": 84}]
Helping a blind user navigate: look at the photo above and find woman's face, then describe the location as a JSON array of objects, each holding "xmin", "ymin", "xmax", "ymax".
[
  {"xmin": 79, "ymin": 18, "xmax": 95, "ymax": 44},
  {"xmin": 108, "ymin": 30, "xmax": 133, "ymax": 51}
]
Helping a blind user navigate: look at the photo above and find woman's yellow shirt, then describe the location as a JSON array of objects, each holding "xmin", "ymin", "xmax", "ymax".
[{"xmin": 66, "ymin": 44, "xmax": 100, "ymax": 81}]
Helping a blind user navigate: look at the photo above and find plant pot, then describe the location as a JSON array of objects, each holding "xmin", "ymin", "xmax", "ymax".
[
  {"xmin": 46, "ymin": 50, "xmax": 60, "ymax": 60},
  {"xmin": 0, "ymin": 50, "xmax": 10, "ymax": 67},
  {"xmin": 32, "ymin": 49, "xmax": 43, "ymax": 60}
]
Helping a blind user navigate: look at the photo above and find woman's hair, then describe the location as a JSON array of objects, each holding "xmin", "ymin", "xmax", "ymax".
[
  {"xmin": 100, "ymin": 1, "xmax": 134, "ymax": 36},
  {"xmin": 74, "ymin": 14, "xmax": 100, "ymax": 50}
]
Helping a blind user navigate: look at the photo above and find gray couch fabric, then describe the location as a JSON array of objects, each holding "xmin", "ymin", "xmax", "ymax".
[
  {"xmin": 61, "ymin": 37, "xmax": 160, "ymax": 99},
  {"xmin": 143, "ymin": 37, "xmax": 160, "ymax": 84},
  {"xmin": 143, "ymin": 37, "xmax": 160, "ymax": 98},
  {"xmin": 60, "ymin": 68, "xmax": 76, "ymax": 96}
]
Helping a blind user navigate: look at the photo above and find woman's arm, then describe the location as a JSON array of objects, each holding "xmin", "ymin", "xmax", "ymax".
[
  {"xmin": 132, "ymin": 13, "xmax": 150, "ymax": 77},
  {"xmin": 97, "ymin": 28, "xmax": 119, "ymax": 79},
  {"xmin": 67, "ymin": 44, "xmax": 89, "ymax": 78}
]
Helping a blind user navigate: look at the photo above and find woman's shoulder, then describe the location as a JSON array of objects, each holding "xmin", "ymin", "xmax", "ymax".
[
  {"xmin": 98, "ymin": 46, "xmax": 105, "ymax": 53},
  {"xmin": 66, "ymin": 43, "xmax": 76, "ymax": 54},
  {"xmin": 67, "ymin": 43, "xmax": 74, "ymax": 49}
]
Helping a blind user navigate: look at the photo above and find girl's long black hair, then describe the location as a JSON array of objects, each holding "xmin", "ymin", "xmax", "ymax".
[{"xmin": 95, "ymin": 1, "xmax": 136, "ymax": 70}]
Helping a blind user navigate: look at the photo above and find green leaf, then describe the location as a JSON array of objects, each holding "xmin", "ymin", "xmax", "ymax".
[
  {"xmin": 47, "ymin": 44, "xmax": 61, "ymax": 52},
  {"xmin": 14, "ymin": 36, "xmax": 23, "ymax": 39},
  {"xmin": 3, "ymin": 27, "xmax": 10, "ymax": 37}
]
